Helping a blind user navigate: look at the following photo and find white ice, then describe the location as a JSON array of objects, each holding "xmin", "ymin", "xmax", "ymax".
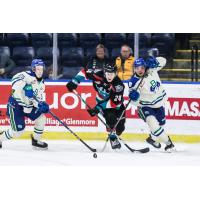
[{"xmin": 0, "ymin": 140, "xmax": 200, "ymax": 165}]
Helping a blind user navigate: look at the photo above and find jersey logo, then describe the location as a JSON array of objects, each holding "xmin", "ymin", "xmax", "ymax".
[
  {"xmin": 115, "ymin": 85, "xmax": 123, "ymax": 92},
  {"xmin": 150, "ymin": 80, "xmax": 160, "ymax": 92}
]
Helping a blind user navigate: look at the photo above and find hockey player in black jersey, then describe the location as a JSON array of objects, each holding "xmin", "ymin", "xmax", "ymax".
[{"xmin": 66, "ymin": 64, "xmax": 125, "ymax": 149}]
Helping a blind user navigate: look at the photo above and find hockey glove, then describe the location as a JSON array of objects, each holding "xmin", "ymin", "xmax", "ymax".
[
  {"xmin": 24, "ymin": 84, "xmax": 34, "ymax": 98},
  {"xmin": 87, "ymin": 106, "xmax": 100, "ymax": 117},
  {"xmin": 129, "ymin": 90, "xmax": 140, "ymax": 101},
  {"xmin": 38, "ymin": 101, "xmax": 49, "ymax": 113},
  {"xmin": 66, "ymin": 80, "xmax": 78, "ymax": 92}
]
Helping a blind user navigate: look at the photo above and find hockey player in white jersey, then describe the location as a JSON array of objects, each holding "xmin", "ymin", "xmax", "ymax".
[
  {"xmin": 0, "ymin": 59, "xmax": 49, "ymax": 149},
  {"xmin": 128, "ymin": 57, "xmax": 175, "ymax": 152}
]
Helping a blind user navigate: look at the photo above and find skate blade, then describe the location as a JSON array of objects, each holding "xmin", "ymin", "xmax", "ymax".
[
  {"xmin": 165, "ymin": 147, "xmax": 177, "ymax": 153},
  {"xmin": 32, "ymin": 146, "xmax": 48, "ymax": 150}
]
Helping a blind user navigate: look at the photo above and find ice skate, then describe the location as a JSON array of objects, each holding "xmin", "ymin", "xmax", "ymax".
[
  {"xmin": 146, "ymin": 135, "xmax": 161, "ymax": 149},
  {"xmin": 31, "ymin": 135, "xmax": 48, "ymax": 150},
  {"xmin": 165, "ymin": 137, "xmax": 176, "ymax": 152},
  {"xmin": 109, "ymin": 133, "xmax": 121, "ymax": 149}
]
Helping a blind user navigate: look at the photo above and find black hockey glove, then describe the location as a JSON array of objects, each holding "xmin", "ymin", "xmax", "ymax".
[
  {"xmin": 66, "ymin": 81, "xmax": 78, "ymax": 92},
  {"xmin": 87, "ymin": 106, "xmax": 100, "ymax": 117}
]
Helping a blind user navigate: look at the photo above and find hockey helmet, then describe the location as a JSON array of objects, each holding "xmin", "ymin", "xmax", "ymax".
[
  {"xmin": 134, "ymin": 58, "xmax": 146, "ymax": 68},
  {"xmin": 104, "ymin": 64, "xmax": 117, "ymax": 73},
  {"xmin": 31, "ymin": 59, "xmax": 45, "ymax": 70}
]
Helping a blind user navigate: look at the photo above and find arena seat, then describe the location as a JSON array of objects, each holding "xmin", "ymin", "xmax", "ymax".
[
  {"xmin": 151, "ymin": 33, "xmax": 175, "ymax": 43},
  {"xmin": 0, "ymin": 33, "xmax": 5, "ymax": 46},
  {"xmin": 0, "ymin": 46, "xmax": 11, "ymax": 57},
  {"xmin": 152, "ymin": 42, "xmax": 172, "ymax": 57},
  {"xmin": 79, "ymin": 33, "xmax": 101, "ymax": 49},
  {"xmin": 30, "ymin": 33, "xmax": 52, "ymax": 48},
  {"xmin": 6, "ymin": 33, "xmax": 29, "ymax": 47},
  {"xmin": 110, "ymin": 48, "xmax": 121, "ymax": 60},
  {"xmin": 61, "ymin": 47, "xmax": 84, "ymax": 67},
  {"xmin": 58, "ymin": 33, "xmax": 78, "ymax": 49},
  {"xmin": 36, "ymin": 47, "xmax": 60, "ymax": 67},
  {"xmin": 104, "ymin": 33, "xmax": 126, "ymax": 50},
  {"xmin": 12, "ymin": 46, "xmax": 35, "ymax": 67},
  {"xmin": 127, "ymin": 33, "xmax": 151, "ymax": 48}
]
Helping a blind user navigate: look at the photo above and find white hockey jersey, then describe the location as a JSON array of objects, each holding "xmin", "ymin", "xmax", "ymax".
[
  {"xmin": 129, "ymin": 57, "xmax": 167, "ymax": 108},
  {"xmin": 11, "ymin": 71, "xmax": 45, "ymax": 113}
]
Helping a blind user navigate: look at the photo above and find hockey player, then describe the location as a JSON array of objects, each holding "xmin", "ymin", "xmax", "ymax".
[
  {"xmin": 66, "ymin": 64, "xmax": 125, "ymax": 149},
  {"xmin": 0, "ymin": 59, "xmax": 49, "ymax": 149},
  {"xmin": 128, "ymin": 57, "xmax": 175, "ymax": 152}
]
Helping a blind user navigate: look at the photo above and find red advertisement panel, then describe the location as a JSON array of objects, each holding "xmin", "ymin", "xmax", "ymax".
[{"xmin": 0, "ymin": 83, "xmax": 200, "ymax": 127}]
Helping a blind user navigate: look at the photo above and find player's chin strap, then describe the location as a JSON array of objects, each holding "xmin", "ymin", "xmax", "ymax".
[
  {"xmin": 73, "ymin": 90, "xmax": 149, "ymax": 154},
  {"xmin": 32, "ymin": 96, "xmax": 97, "ymax": 158}
]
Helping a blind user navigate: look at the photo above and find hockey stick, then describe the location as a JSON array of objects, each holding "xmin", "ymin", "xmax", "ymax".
[
  {"xmin": 33, "ymin": 97, "xmax": 97, "ymax": 158},
  {"xmin": 73, "ymin": 90, "xmax": 149, "ymax": 153}
]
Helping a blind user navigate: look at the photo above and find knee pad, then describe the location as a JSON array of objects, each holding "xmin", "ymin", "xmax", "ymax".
[{"xmin": 146, "ymin": 116, "xmax": 164, "ymax": 137}]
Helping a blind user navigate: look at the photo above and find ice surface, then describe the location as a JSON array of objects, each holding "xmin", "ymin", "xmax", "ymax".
[{"xmin": 0, "ymin": 140, "xmax": 200, "ymax": 166}]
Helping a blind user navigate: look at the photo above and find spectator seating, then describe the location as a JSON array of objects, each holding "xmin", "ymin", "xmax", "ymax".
[
  {"xmin": 79, "ymin": 33, "xmax": 101, "ymax": 49},
  {"xmin": 58, "ymin": 33, "xmax": 78, "ymax": 49},
  {"xmin": 0, "ymin": 46, "xmax": 11, "ymax": 57},
  {"xmin": 36, "ymin": 47, "xmax": 59, "ymax": 67},
  {"xmin": 127, "ymin": 33, "xmax": 151, "ymax": 48},
  {"xmin": 111, "ymin": 48, "xmax": 121, "ymax": 60},
  {"xmin": 151, "ymin": 33, "xmax": 175, "ymax": 57},
  {"xmin": 12, "ymin": 46, "xmax": 35, "ymax": 67},
  {"xmin": 30, "ymin": 33, "xmax": 52, "ymax": 48},
  {"xmin": 6, "ymin": 33, "xmax": 29, "ymax": 48},
  {"xmin": 61, "ymin": 47, "xmax": 84, "ymax": 67},
  {"xmin": 0, "ymin": 33, "xmax": 178, "ymax": 80},
  {"xmin": 0, "ymin": 34, "xmax": 4, "ymax": 46},
  {"xmin": 104, "ymin": 33, "xmax": 126, "ymax": 50}
]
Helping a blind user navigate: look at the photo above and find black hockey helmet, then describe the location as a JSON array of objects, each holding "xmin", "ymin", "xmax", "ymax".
[{"xmin": 104, "ymin": 64, "xmax": 117, "ymax": 73}]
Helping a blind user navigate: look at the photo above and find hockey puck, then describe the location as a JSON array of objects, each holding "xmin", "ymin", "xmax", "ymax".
[{"xmin": 93, "ymin": 153, "xmax": 97, "ymax": 158}]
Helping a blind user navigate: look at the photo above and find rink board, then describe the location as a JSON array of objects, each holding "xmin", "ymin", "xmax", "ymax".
[{"xmin": 0, "ymin": 80, "xmax": 200, "ymax": 142}]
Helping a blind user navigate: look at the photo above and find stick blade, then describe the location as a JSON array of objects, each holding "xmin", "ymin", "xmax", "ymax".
[{"xmin": 134, "ymin": 147, "xmax": 150, "ymax": 153}]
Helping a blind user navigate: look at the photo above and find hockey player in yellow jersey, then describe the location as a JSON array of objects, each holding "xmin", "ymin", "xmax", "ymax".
[
  {"xmin": 0, "ymin": 59, "xmax": 49, "ymax": 149},
  {"xmin": 128, "ymin": 57, "xmax": 175, "ymax": 152}
]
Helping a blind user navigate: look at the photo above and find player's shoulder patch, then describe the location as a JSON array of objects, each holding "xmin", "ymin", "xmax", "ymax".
[{"xmin": 115, "ymin": 84, "xmax": 124, "ymax": 92}]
